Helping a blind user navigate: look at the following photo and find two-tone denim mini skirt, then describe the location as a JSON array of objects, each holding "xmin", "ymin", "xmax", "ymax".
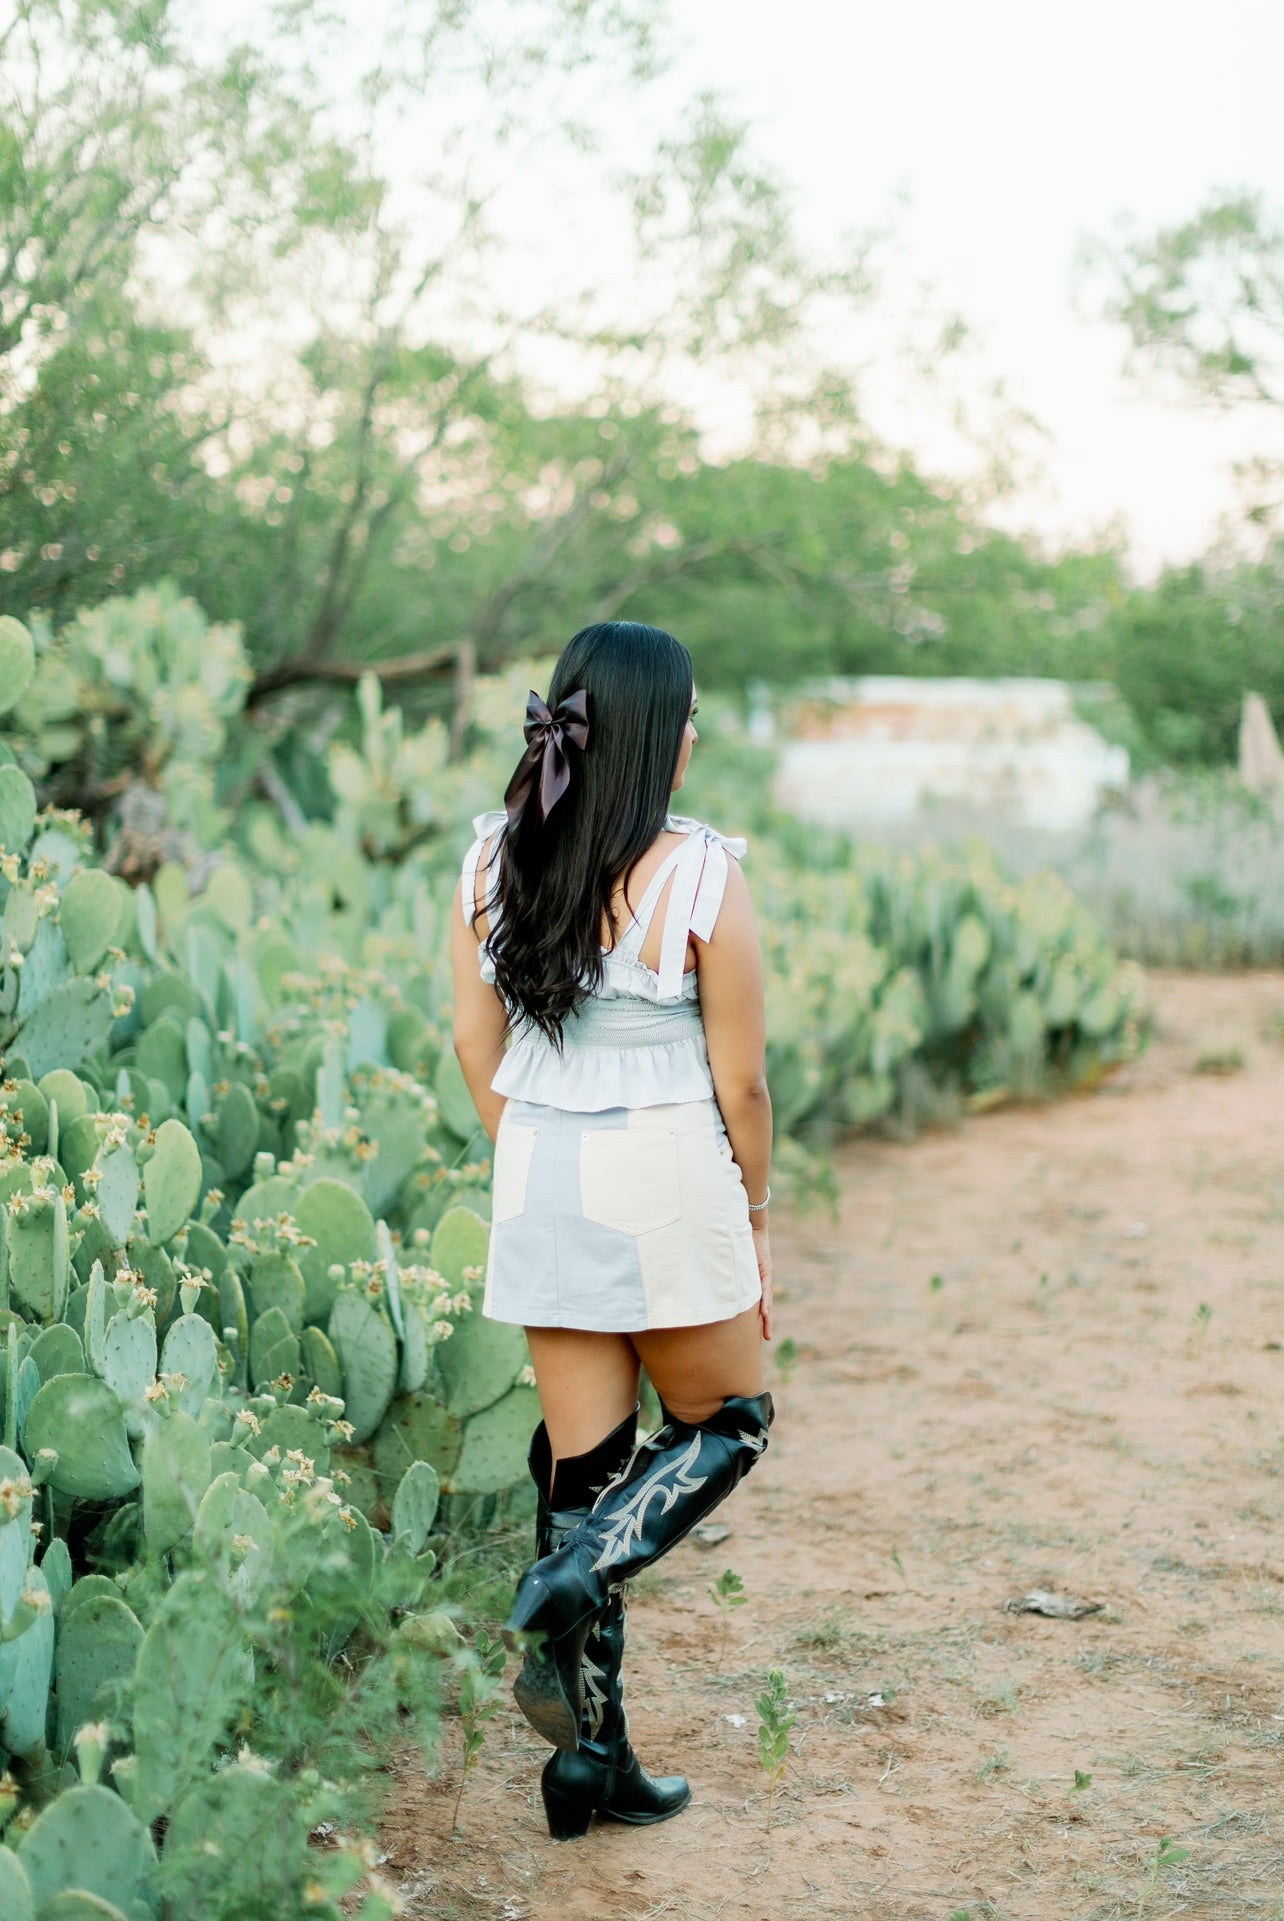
[{"xmin": 482, "ymin": 1095, "xmax": 762, "ymax": 1333}]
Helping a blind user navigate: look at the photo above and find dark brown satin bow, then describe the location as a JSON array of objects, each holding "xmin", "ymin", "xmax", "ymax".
[{"xmin": 504, "ymin": 688, "xmax": 590, "ymax": 823}]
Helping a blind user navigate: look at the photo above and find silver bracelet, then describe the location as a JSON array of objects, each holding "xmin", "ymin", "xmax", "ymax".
[{"xmin": 747, "ymin": 1185, "xmax": 771, "ymax": 1214}]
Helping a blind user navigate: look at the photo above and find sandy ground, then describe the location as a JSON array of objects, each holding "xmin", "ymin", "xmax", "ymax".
[{"xmin": 381, "ymin": 972, "xmax": 1284, "ymax": 1921}]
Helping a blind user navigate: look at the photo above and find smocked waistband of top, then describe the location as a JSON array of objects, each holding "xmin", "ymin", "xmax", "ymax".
[{"xmin": 546, "ymin": 995, "xmax": 706, "ymax": 1051}]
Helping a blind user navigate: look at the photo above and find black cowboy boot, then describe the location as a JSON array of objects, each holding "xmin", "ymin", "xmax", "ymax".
[
  {"xmin": 506, "ymin": 1392, "xmax": 774, "ymax": 1751},
  {"xmin": 540, "ymin": 1586, "xmax": 691, "ymax": 1838},
  {"xmin": 526, "ymin": 1417, "xmax": 690, "ymax": 1836}
]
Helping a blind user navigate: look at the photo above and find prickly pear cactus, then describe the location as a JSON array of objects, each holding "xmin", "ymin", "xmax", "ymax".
[
  {"xmin": 0, "ymin": 1845, "xmax": 33, "ymax": 1921},
  {"xmin": 142, "ymin": 1120, "xmax": 202, "ymax": 1244},
  {"xmin": 24, "ymin": 1376, "xmax": 139, "ymax": 1501},
  {"xmin": 141, "ymin": 1412, "xmax": 212, "ymax": 1554},
  {"xmin": 16, "ymin": 1782, "xmax": 157, "ymax": 1917},
  {"xmin": 131, "ymin": 1571, "xmax": 250, "ymax": 1820},
  {"xmin": 391, "ymin": 1460, "xmax": 440, "ymax": 1554},
  {"xmin": 54, "ymin": 1589, "xmax": 144, "ymax": 1754},
  {"xmin": 450, "ymin": 1384, "xmax": 541, "ymax": 1496},
  {"xmin": 0, "ymin": 1565, "xmax": 54, "ymax": 1757},
  {"xmin": 327, "ymin": 1292, "xmax": 397, "ymax": 1444}
]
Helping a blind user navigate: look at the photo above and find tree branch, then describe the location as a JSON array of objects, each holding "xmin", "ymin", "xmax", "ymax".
[{"xmin": 246, "ymin": 643, "xmax": 461, "ymax": 708}]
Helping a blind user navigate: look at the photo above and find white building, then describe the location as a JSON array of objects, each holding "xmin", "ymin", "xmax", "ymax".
[{"xmin": 760, "ymin": 677, "xmax": 1129, "ymax": 833}]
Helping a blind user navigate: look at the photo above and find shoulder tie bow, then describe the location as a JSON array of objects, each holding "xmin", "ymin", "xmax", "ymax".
[{"xmin": 504, "ymin": 688, "xmax": 590, "ymax": 824}]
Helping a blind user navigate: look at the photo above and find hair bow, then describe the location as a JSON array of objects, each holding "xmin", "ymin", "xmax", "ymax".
[{"xmin": 504, "ymin": 688, "xmax": 590, "ymax": 824}]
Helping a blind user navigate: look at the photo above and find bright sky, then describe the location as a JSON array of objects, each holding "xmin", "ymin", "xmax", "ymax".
[{"xmin": 666, "ymin": 0, "xmax": 1282, "ymax": 573}]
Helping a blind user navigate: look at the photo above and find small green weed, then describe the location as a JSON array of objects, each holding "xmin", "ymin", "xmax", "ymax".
[
  {"xmin": 1140, "ymin": 1835, "xmax": 1191, "ymax": 1911},
  {"xmin": 775, "ymin": 1335, "xmax": 799, "ymax": 1386},
  {"xmin": 451, "ymin": 1628, "xmax": 507, "ymax": 1830},
  {"xmin": 929, "ymin": 1272, "xmax": 945, "ymax": 1292},
  {"xmin": 890, "ymin": 1546, "xmax": 907, "ymax": 1585},
  {"xmin": 1071, "ymin": 1768, "xmax": 1093, "ymax": 1792},
  {"xmin": 975, "ymin": 1747, "xmax": 1008, "ymax": 1782},
  {"xmin": 1187, "ymin": 1300, "xmax": 1213, "ymax": 1355},
  {"xmin": 791, "ymin": 1609, "xmax": 850, "ymax": 1652},
  {"xmin": 756, "ymin": 1667, "xmax": 795, "ymax": 1832},
  {"xmin": 710, "ymin": 1567, "xmax": 748, "ymax": 1666},
  {"xmin": 1194, "ymin": 1043, "xmax": 1246, "ymax": 1075}
]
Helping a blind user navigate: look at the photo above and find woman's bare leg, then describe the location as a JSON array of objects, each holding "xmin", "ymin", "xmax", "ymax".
[
  {"xmin": 525, "ymin": 1326, "xmax": 641, "ymax": 1470},
  {"xmin": 631, "ymin": 1305, "xmax": 764, "ymax": 1425}
]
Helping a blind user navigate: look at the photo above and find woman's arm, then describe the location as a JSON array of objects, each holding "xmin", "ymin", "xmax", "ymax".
[
  {"xmin": 696, "ymin": 859, "xmax": 774, "ymax": 1339},
  {"xmin": 450, "ymin": 877, "xmax": 509, "ymax": 1143}
]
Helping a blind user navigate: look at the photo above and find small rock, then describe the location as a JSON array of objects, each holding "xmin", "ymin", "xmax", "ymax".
[
  {"xmin": 1004, "ymin": 1587, "xmax": 1104, "ymax": 1620},
  {"xmin": 693, "ymin": 1520, "xmax": 732, "ymax": 1547}
]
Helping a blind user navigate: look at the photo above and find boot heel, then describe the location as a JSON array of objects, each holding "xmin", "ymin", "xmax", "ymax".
[{"xmin": 542, "ymin": 1780, "xmax": 594, "ymax": 1840}]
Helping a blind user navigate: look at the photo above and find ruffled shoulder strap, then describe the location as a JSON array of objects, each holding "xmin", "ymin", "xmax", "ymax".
[
  {"xmin": 656, "ymin": 818, "xmax": 747, "ymax": 998},
  {"xmin": 460, "ymin": 810, "xmax": 507, "ymax": 930}
]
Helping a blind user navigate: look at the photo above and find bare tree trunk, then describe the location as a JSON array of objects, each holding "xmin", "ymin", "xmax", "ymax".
[{"xmin": 449, "ymin": 639, "xmax": 476, "ymax": 762}]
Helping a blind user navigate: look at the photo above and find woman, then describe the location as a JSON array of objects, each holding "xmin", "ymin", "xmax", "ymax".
[{"xmin": 451, "ymin": 620, "xmax": 774, "ymax": 1841}]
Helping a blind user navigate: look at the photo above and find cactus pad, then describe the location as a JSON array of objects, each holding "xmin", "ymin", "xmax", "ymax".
[
  {"xmin": 391, "ymin": 1460, "xmax": 439, "ymax": 1553},
  {"xmin": 435, "ymin": 1300, "xmax": 524, "ymax": 1419},
  {"xmin": 248, "ymin": 1306, "xmax": 300, "ymax": 1389},
  {"xmin": 0, "ymin": 763, "xmax": 36, "ymax": 853},
  {"xmin": 192, "ymin": 1470, "xmax": 239, "ymax": 1559},
  {"xmin": 247, "ymin": 1252, "xmax": 305, "ymax": 1333},
  {"xmin": 13, "ymin": 978, "xmax": 115, "ymax": 1080},
  {"xmin": 142, "ymin": 1412, "xmax": 212, "ymax": 1553},
  {"xmin": 398, "ymin": 1300, "xmax": 429, "ymax": 1394},
  {"xmin": 95, "ymin": 1145, "xmax": 141, "ymax": 1247},
  {"xmin": 59, "ymin": 869, "xmax": 123, "ymax": 976},
  {"xmin": 299, "ymin": 1324, "xmax": 342, "ymax": 1399},
  {"xmin": 28, "ymin": 1322, "xmax": 85, "ymax": 1384},
  {"xmin": 0, "ymin": 1847, "xmax": 33, "ymax": 1921},
  {"xmin": 5, "ymin": 1183, "xmax": 70, "ymax": 1321},
  {"xmin": 296, "ymin": 1179, "xmax": 376, "ymax": 1324},
  {"xmin": 161, "ymin": 1763, "xmax": 302, "ymax": 1921},
  {"xmin": 327, "ymin": 1292, "xmax": 397, "ymax": 1443},
  {"xmin": 141, "ymin": 1119, "xmax": 202, "ymax": 1244},
  {"xmin": 0, "ymin": 615, "xmax": 34, "ymax": 714},
  {"xmin": 0, "ymin": 1440, "xmax": 32, "ymax": 1624},
  {"xmin": 429, "ymin": 1205, "xmax": 489, "ymax": 1289},
  {"xmin": 450, "ymin": 1384, "xmax": 541, "ymax": 1496},
  {"xmin": 0, "ymin": 1565, "xmax": 54, "ymax": 1756},
  {"xmin": 132, "ymin": 1571, "xmax": 251, "ymax": 1819},
  {"xmin": 234, "ymin": 1173, "xmax": 297, "ymax": 1228},
  {"xmin": 16, "ymin": 1783, "xmax": 156, "ymax": 1917},
  {"xmin": 215, "ymin": 1081, "xmax": 259, "ymax": 1179},
  {"xmin": 373, "ymin": 1391, "xmax": 462, "ymax": 1489},
  {"xmin": 38, "ymin": 1069, "xmax": 89, "ymax": 1124},
  {"xmin": 54, "ymin": 1592, "xmax": 144, "ymax": 1755},
  {"xmin": 25, "ymin": 1375, "xmax": 139, "ymax": 1500},
  {"xmin": 159, "ymin": 1315, "xmax": 218, "ymax": 1416},
  {"xmin": 246, "ymin": 1402, "xmax": 331, "ymax": 1476}
]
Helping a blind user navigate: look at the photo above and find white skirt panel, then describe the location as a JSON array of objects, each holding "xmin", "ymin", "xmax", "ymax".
[{"xmin": 482, "ymin": 1097, "xmax": 763, "ymax": 1333}]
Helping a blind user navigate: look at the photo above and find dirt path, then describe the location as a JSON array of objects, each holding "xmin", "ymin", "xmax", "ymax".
[{"xmin": 383, "ymin": 972, "xmax": 1284, "ymax": 1921}]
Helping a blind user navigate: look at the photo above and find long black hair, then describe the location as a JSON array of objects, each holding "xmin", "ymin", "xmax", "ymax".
[{"xmin": 488, "ymin": 621, "xmax": 693, "ymax": 1044}]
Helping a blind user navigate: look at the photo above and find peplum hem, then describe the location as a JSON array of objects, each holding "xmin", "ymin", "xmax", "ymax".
[{"xmin": 491, "ymin": 1031, "xmax": 715, "ymax": 1113}]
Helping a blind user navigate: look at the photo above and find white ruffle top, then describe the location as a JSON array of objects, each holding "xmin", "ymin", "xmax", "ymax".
[{"xmin": 460, "ymin": 812, "xmax": 747, "ymax": 1112}]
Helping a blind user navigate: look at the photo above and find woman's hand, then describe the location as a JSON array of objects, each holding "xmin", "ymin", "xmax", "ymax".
[{"xmin": 753, "ymin": 1220, "xmax": 773, "ymax": 1341}]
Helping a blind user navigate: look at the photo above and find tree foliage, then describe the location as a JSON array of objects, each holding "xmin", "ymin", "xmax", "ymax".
[{"xmin": 2, "ymin": 5, "xmax": 1281, "ymax": 771}]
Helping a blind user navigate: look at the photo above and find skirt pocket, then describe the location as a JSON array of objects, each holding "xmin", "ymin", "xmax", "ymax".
[
  {"xmin": 580, "ymin": 1125, "xmax": 682, "ymax": 1237},
  {"xmin": 492, "ymin": 1119, "xmax": 538, "ymax": 1224}
]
